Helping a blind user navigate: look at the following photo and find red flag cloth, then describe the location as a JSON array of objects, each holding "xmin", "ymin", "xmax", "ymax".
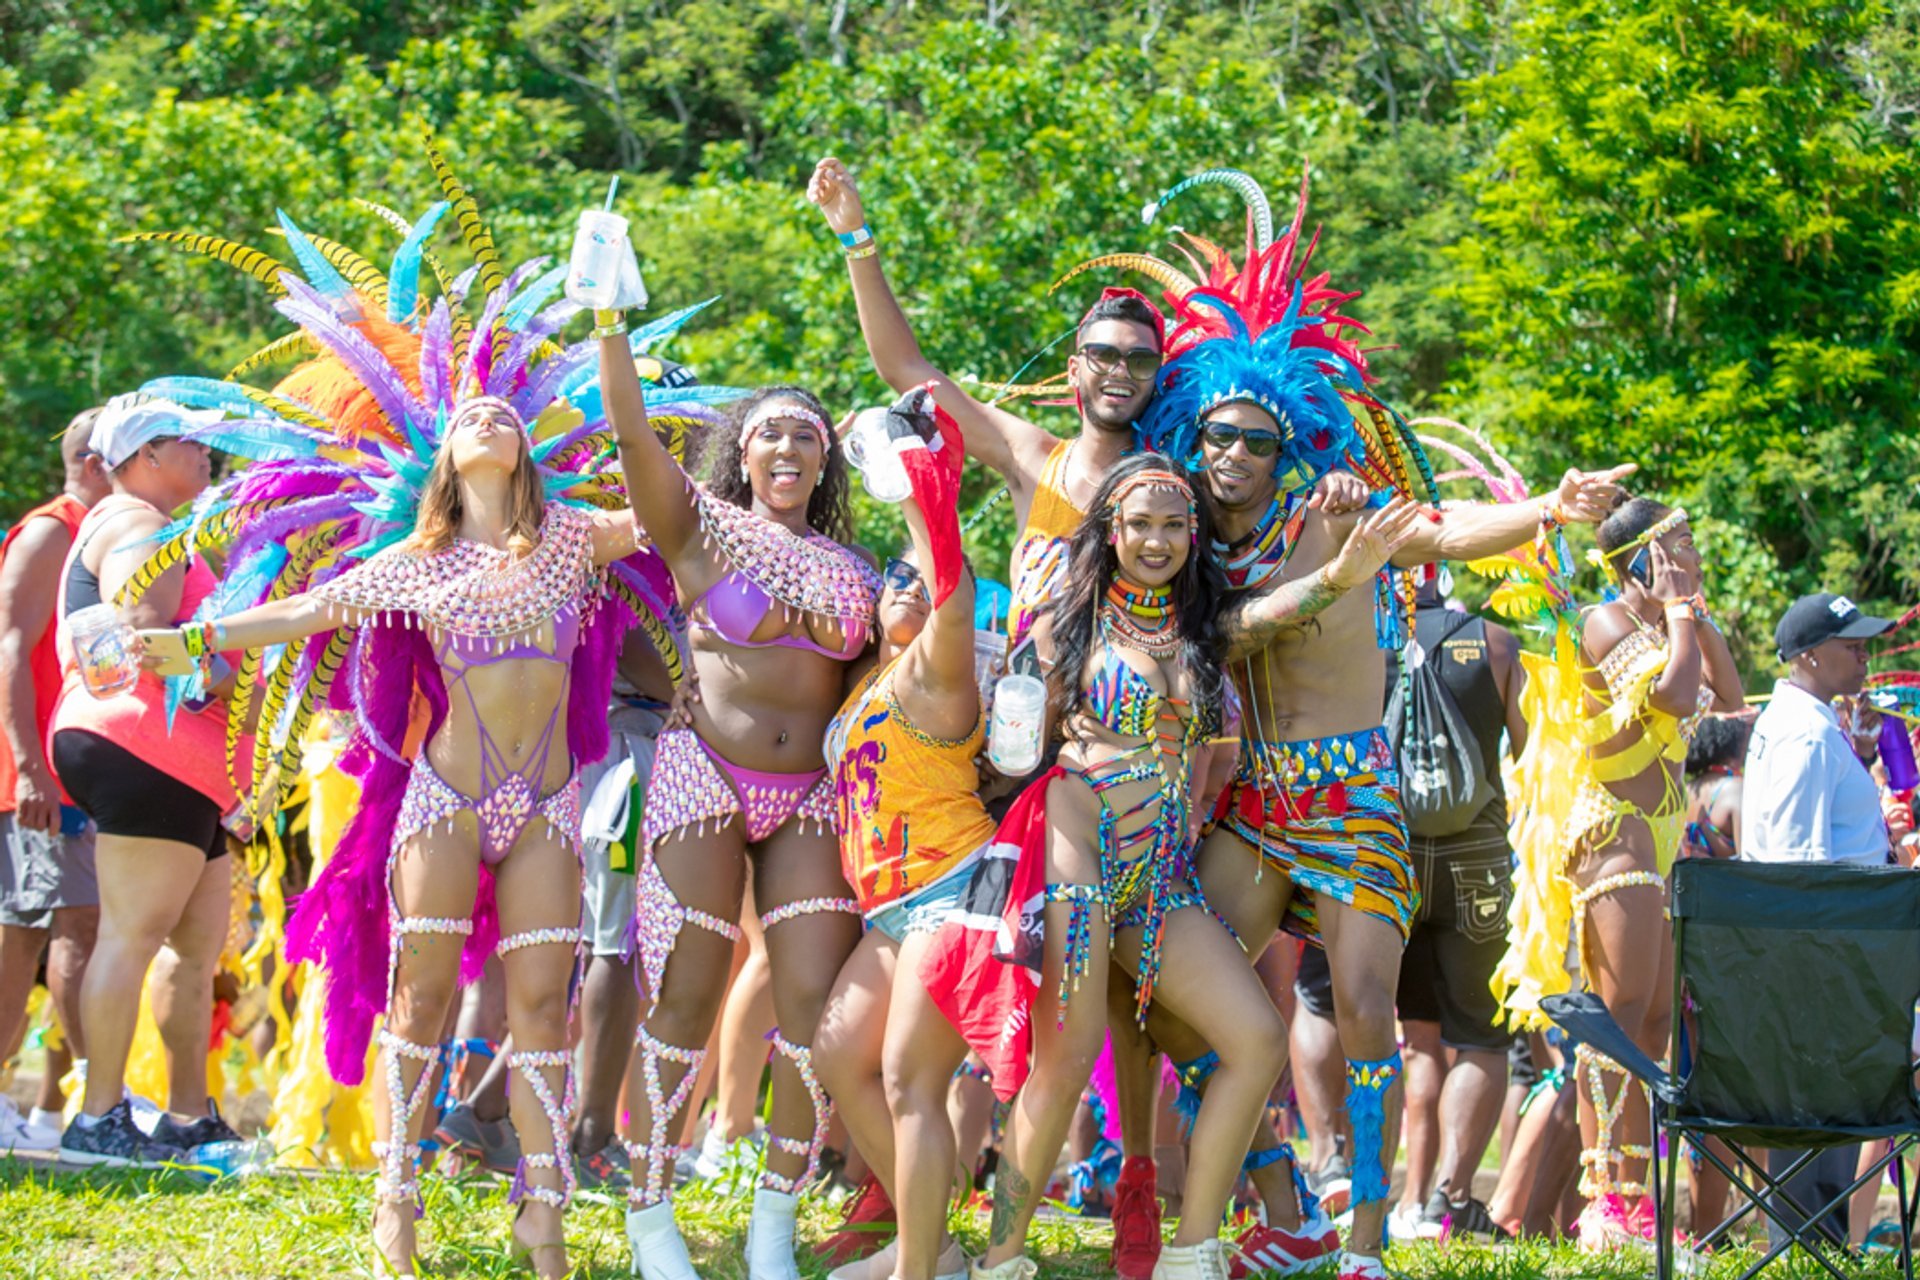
[
  {"xmin": 916, "ymin": 767, "xmax": 1060, "ymax": 1100},
  {"xmin": 886, "ymin": 383, "xmax": 966, "ymax": 607}
]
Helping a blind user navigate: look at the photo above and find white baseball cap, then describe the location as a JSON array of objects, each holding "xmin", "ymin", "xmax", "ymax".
[{"xmin": 90, "ymin": 393, "xmax": 224, "ymax": 470}]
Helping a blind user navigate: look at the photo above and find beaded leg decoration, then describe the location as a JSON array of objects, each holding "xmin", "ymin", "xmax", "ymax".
[
  {"xmin": 372, "ymin": 1029, "xmax": 444, "ymax": 1211},
  {"xmin": 633, "ymin": 847, "xmax": 743, "ymax": 1007},
  {"xmin": 1575, "ymin": 1044, "xmax": 1650, "ymax": 1199},
  {"xmin": 1570, "ymin": 869, "xmax": 1666, "ymax": 978},
  {"xmin": 1045, "ymin": 882, "xmax": 1108, "ymax": 1028},
  {"xmin": 626, "ymin": 1027, "xmax": 706, "ymax": 1208},
  {"xmin": 1246, "ymin": 1139, "xmax": 1323, "ymax": 1223},
  {"xmin": 1344, "ymin": 1051, "xmax": 1403, "ymax": 1206},
  {"xmin": 763, "ymin": 1031, "xmax": 832, "ymax": 1194},
  {"xmin": 497, "ymin": 925, "xmax": 587, "ymax": 1212},
  {"xmin": 1171, "ymin": 1050, "xmax": 1220, "ymax": 1132}
]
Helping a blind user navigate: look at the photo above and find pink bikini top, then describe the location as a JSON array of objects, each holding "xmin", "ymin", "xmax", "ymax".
[{"xmin": 693, "ymin": 572, "xmax": 868, "ymax": 661}]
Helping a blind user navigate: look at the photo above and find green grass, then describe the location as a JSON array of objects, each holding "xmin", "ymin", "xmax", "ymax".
[{"xmin": 0, "ymin": 1159, "xmax": 1908, "ymax": 1279}]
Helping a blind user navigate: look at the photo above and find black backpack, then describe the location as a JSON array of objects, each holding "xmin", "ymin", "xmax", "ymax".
[{"xmin": 1385, "ymin": 613, "xmax": 1496, "ymax": 838}]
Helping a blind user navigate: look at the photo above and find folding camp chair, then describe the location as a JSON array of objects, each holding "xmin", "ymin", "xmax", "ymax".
[{"xmin": 1545, "ymin": 858, "xmax": 1920, "ymax": 1280}]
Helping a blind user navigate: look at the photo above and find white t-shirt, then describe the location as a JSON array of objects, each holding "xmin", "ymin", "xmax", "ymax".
[{"xmin": 1739, "ymin": 680, "xmax": 1890, "ymax": 866}]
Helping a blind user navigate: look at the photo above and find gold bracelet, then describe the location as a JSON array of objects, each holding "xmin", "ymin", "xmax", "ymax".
[
  {"xmin": 845, "ymin": 240, "xmax": 879, "ymax": 262},
  {"xmin": 591, "ymin": 308, "xmax": 629, "ymax": 340}
]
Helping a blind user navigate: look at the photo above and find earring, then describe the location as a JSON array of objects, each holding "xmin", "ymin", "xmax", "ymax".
[
  {"xmin": 1811, "ymin": 656, "xmax": 1820, "ymax": 668},
  {"xmin": 739, "ymin": 463, "xmax": 750, "ymax": 482}
]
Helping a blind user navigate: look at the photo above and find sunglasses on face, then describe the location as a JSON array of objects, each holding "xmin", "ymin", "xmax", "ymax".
[
  {"xmin": 1200, "ymin": 421, "xmax": 1281, "ymax": 458},
  {"xmin": 883, "ymin": 558, "xmax": 928, "ymax": 599},
  {"xmin": 1077, "ymin": 344, "xmax": 1162, "ymax": 382}
]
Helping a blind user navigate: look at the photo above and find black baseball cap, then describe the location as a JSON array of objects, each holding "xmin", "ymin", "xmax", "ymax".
[{"xmin": 1774, "ymin": 592, "xmax": 1894, "ymax": 661}]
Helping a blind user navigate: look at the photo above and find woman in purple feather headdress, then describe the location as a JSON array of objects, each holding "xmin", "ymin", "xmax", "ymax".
[{"xmin": 122, "ymin": 156, "xmax": 720, "ymax": 1277}]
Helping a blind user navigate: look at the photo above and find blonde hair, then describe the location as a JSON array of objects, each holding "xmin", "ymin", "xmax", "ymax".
[{"xmin": 407, "ymin": 435, "xmax": 546, "ymax": 558}]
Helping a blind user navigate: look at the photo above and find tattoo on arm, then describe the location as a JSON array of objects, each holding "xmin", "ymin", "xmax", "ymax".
[
  {"xmin": 990, "ymin": 1164, "xmax": 1032, "ymax": 1247},
  {"xmin": 1221, "ymin": 572, "xmax": 1349, "ymax": 663}
]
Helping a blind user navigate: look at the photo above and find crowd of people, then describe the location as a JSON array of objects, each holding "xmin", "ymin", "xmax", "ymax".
[{"xmin": 0, "ymin": 148, "xmax": 1912, "ymax": 1280}]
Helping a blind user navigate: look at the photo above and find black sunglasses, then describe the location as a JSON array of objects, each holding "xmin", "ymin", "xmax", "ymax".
[
  {"xmin": 1077, "ymin": 343, "xmax": 1162, "ymax": 382},
  {"xmin": 883, "ymin": 558, "xmax": 928, "ymax": 599},
  {"xmin": 1200, "ymin": 421, "xmax": 1281, "ymax": 458}
]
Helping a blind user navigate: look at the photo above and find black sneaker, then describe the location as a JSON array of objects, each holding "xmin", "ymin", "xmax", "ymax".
[
  {"xmin": 151, "ymin": 1099, "xmax": 244, "ymax": 1153},
  {"xmin": 574, "ymin": 1141, "xmax": 631, "ymax": 1192},
  {"xmin": 1445, "ymin": 1193, "xmax": 1515, "ymax": 1242},
  {"xmin": 60, "ymin": 1100, "xmax": 188, "ymax": 1168}
]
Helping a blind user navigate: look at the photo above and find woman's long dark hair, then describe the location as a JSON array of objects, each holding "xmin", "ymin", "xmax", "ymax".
[
  {"xmin": 705, "ymin": 385, "xmax": 854, "ymax": 545},
  {"xmin": 1047, "ymin": 451, "xmax": 1227, "ymax": 731}
]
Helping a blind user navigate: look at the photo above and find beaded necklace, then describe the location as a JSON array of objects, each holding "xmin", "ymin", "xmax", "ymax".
[
  {"xmin": 693, "ymin": 487, "xmax": 880, "ymax": 631},
  {"xmin": 1100, "ymin": 577, "xmax": 1181, "ymax": 656},
  {"xmin": 1213, "ymin": 493, "xmax": 1306, "ymax": 593}
]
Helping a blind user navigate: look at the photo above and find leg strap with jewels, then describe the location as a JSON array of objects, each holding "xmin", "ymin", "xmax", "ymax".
[
  {"xmin": 372, "ymin": 1029, "xmax": 444, "ymax": 1209},
  {"xmin": 633, "ymin": 850, "xmax": 743, "ymax": 1008},
  {"xmin": 626, "ymin": 1026, "xmax": 706, "ymax": 1208},
  {"xmin": 508, "ymin": 1047, "xmax": 577, "ymax": 1210},
  {"xmin": 1576, "ymin": 1043, "xmax": 1651, "ymax": 1200},
  {"xmin": 1171, "ymin": 1050, "xmax": 1219, "ymax": 1132},
  {"xmin": 496, "ymin": 926, "xmax": 586, "ymax": 1212},
  {"xmin": 764, "ymin": 1031, "xmax": 833, "ymax": 1194},
  {"xmin": 1244, "ymin": 1139, "xmax": 1324, "ymax": 1223},
  {"xmin": 756, "ymin": 895, "xmax": 859, "ymax": 1195},
  {"xmin": 1344, "ymin": 1051, "xmax": 1403, "ymax": 1207},
  {"xmin": 1570, "ymin": 868, "xmax": 1666, "ymax": 977},
  {"xmin": 1045, "ymin": 881, "xmax": 1108, "ymax": 1028}
]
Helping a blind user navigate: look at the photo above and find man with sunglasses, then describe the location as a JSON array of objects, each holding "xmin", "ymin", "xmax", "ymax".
[
  {"xmin": 0, "ymin": 408, "xmax": 111, "ymax": 1152},
  {"xmin": 809, "ymin": 157, "xmax": 1163, "ymax": 657}
]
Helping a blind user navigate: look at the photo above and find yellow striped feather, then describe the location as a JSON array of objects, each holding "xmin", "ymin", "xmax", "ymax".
[
  {"xmin": 607, "ymin": 576, "xmax": 684, "ymax": 687},
  {"xmin": 119, "ymin": 232, "xmax": 290, "ymax": 295},
  {"xmin": 422, "ymin": 124, "xmax": 504, "ymax": 295},
  {"xmin": 272, "ymin": 630, "xmax": 351, "ymax": 800},
  {"xmin": 228, "ymin": 331, "xmax": 319, "ymax": 380},
  {"xmin": 249, "ymin": 636, "xmax": 305, "ymax": 800}
]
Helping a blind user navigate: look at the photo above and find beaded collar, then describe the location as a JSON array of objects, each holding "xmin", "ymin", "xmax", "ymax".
[
  {"xmin": 1212, "ymin": 493, "xmax": 1306, "ymax": 592},
  {"xmin": 693, "ymin": 487, "xmax": 879, "ymax": 629},
  {"xmin": 314, "ymin": 504, "xmax": 600, "ymax": 643}
]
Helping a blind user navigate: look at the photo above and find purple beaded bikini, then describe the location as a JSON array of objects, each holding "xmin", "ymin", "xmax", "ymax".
[{"xmin": 625, "ymin": 485, "xmax": 878, "ymax": 1207}]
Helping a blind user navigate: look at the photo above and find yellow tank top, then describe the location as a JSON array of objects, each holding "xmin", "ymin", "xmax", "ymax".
[
  {"xmin": 1007, "ymin": 440, "xmax": 1085, "ymax": 645},
  {"xmin": 826, "ymin": 657, "xmax": 998, "ymax": 913}
]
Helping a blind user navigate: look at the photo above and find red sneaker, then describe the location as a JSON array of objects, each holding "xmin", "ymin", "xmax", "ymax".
[
  {"xmin": 812, "ymin": 1173, "xmax": 896, "ymax": 1267},
  {"xmin": 1228, "ymin": 1216, "xmax": 1342, "ymax": 1278},
  {"xmin": 1111, "ymin": 1155, "xmax": 1162, "ymax": 1280}
]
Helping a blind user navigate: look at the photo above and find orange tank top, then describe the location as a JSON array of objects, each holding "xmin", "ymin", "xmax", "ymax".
[
  {"xmin": 826, "ymin": 657, "xmax": 997, "ymax": 914},
  {"xmin": 1007, "ymin": 440, "xmax": 1086, "ymax": 645}
]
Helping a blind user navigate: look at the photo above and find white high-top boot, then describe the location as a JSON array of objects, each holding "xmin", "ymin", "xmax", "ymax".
[
  {"xmin": 745, "ymin": 1186, "xmax": 803, "ymax": 1280},
  {"xmin": 627, "ymin": 1201, "xmax": 702, "ymax": 1280}
]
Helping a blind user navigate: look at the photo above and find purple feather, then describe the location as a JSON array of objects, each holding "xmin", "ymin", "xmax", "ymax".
[
  {"xmin": 420, "ymin": 300, "xmax": 455, "ymax": 417},
  {"xmin": 463, "ymin": 282, "xmax": 513, "ymax": 397},
  {"xmin": 486, "ymin": 299, "xmax": 583, "ymax": 399},
  {"xmin": 512, "ymin": 342, "xmax": 597, "ymax": 420}
]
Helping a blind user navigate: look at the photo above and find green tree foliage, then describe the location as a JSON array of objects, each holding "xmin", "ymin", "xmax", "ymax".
[
  {"xmin": 1450, "ymin": 0, "xmax": 1920, "ymax": 665},
  {"xmin": 0, "ymin": 0, "xmax": 1911, "ymax": 678}
]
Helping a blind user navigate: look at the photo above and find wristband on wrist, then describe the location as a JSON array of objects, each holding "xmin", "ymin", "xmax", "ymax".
[
  {"xmin": 1664, "ymin": 600, "xmax": 1695, "ymax": 621},
  {"xmin": 1539, "ymin": 498, "xmax": 1568, "ymax": 531},
  {"xmin": 837, "ymin": 224, "xmax": 874, "ymax": 248},
  {"xmin": 180, "ymin": 622, "xmax": 211, "ymax": 660},
  {"xmin": 591, "ymin": 308, "xmax": 629, "ymax": 340},
  {"xmin": 845, "ymin": 239, "xmax": 879, "ymax": 262}
]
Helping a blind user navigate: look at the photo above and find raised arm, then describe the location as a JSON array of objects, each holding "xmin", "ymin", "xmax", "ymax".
[
  {"xmin": 1221, "ymin": 497, "xmax": 1425, "ymax": 662},
  {"xmin": 808, "ymin": 156, "xmax": 1055, "ymax": 490},
  {"xmin": 1387, "ymin": 465, "xmax": 1638, "ymax": 568},
  {"xmin": 598, "ymin": 314, "xmax": 703, "ymax": 573},
  {"xmin": 136, "ymin": 591, "xmax": 364, "ymax": 676}
]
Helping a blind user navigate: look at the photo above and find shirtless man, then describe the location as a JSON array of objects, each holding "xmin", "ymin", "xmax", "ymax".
[{"xmin": 1142, "ymin": 398, "xmax": 1632, "ymax": 1278}]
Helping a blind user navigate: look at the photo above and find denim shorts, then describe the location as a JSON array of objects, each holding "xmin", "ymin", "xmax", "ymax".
[{"xmin": 866, "ymin": 863, "xmax": 976, "ymax": 943}]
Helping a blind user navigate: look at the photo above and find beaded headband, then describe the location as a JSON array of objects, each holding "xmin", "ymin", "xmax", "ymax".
[
  {"xmin": 1602, "ymin": 506, "xmax": 1689, "ymax": 562},
  {"xmin": 1107, "ymin": 468, "xmax": 1198, "ymax": 529},
  {"xmin": 739, "ymin": 399, "xmax": 834, "ymax": 450},
  {"xmin": 446, "ymin": 395, "xmax": 528, "ymax": 437}
]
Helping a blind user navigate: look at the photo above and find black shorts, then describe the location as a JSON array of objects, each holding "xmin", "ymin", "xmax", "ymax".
[
  {"xmin": 1295, "ymin": 942, "xmax": 1335, "ymax": 1019},
  {"xmin": 1393, "ymin": 803, "xmax": 1514, "ymax": 1051},
  {"xmin": 51, "ymin": 730, "xmax": 227, "ymax": 860}
]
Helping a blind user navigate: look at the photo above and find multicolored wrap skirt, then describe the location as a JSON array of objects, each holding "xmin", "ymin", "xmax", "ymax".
[{"xmin": 1212, "ymin": 724, "xmax": 1419, "ymax": 944}]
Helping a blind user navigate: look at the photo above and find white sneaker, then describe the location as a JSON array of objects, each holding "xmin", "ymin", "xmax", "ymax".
[
  {"xmin": 746, "ymin": 1187, "xmax": 802, "ymax": 1280},
  {"xmin": 1386, "ymin": 1203, "xmax": 1424, "ymax": 1244},
  {"xmin": 0, "ymin": 1098, "xmax": 58, "ymax": 1153},
  {"xmin": 1151, "ymin": 1239, "xmax": 1231, "ymax": 1280},
  {"xmin": 628, "ymin": 1201, "xmax": 703, "ymax": 1280},
  {"xmin": 969, "ymin": 1258, "xmax": 1037, "ymax": 1280}
]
